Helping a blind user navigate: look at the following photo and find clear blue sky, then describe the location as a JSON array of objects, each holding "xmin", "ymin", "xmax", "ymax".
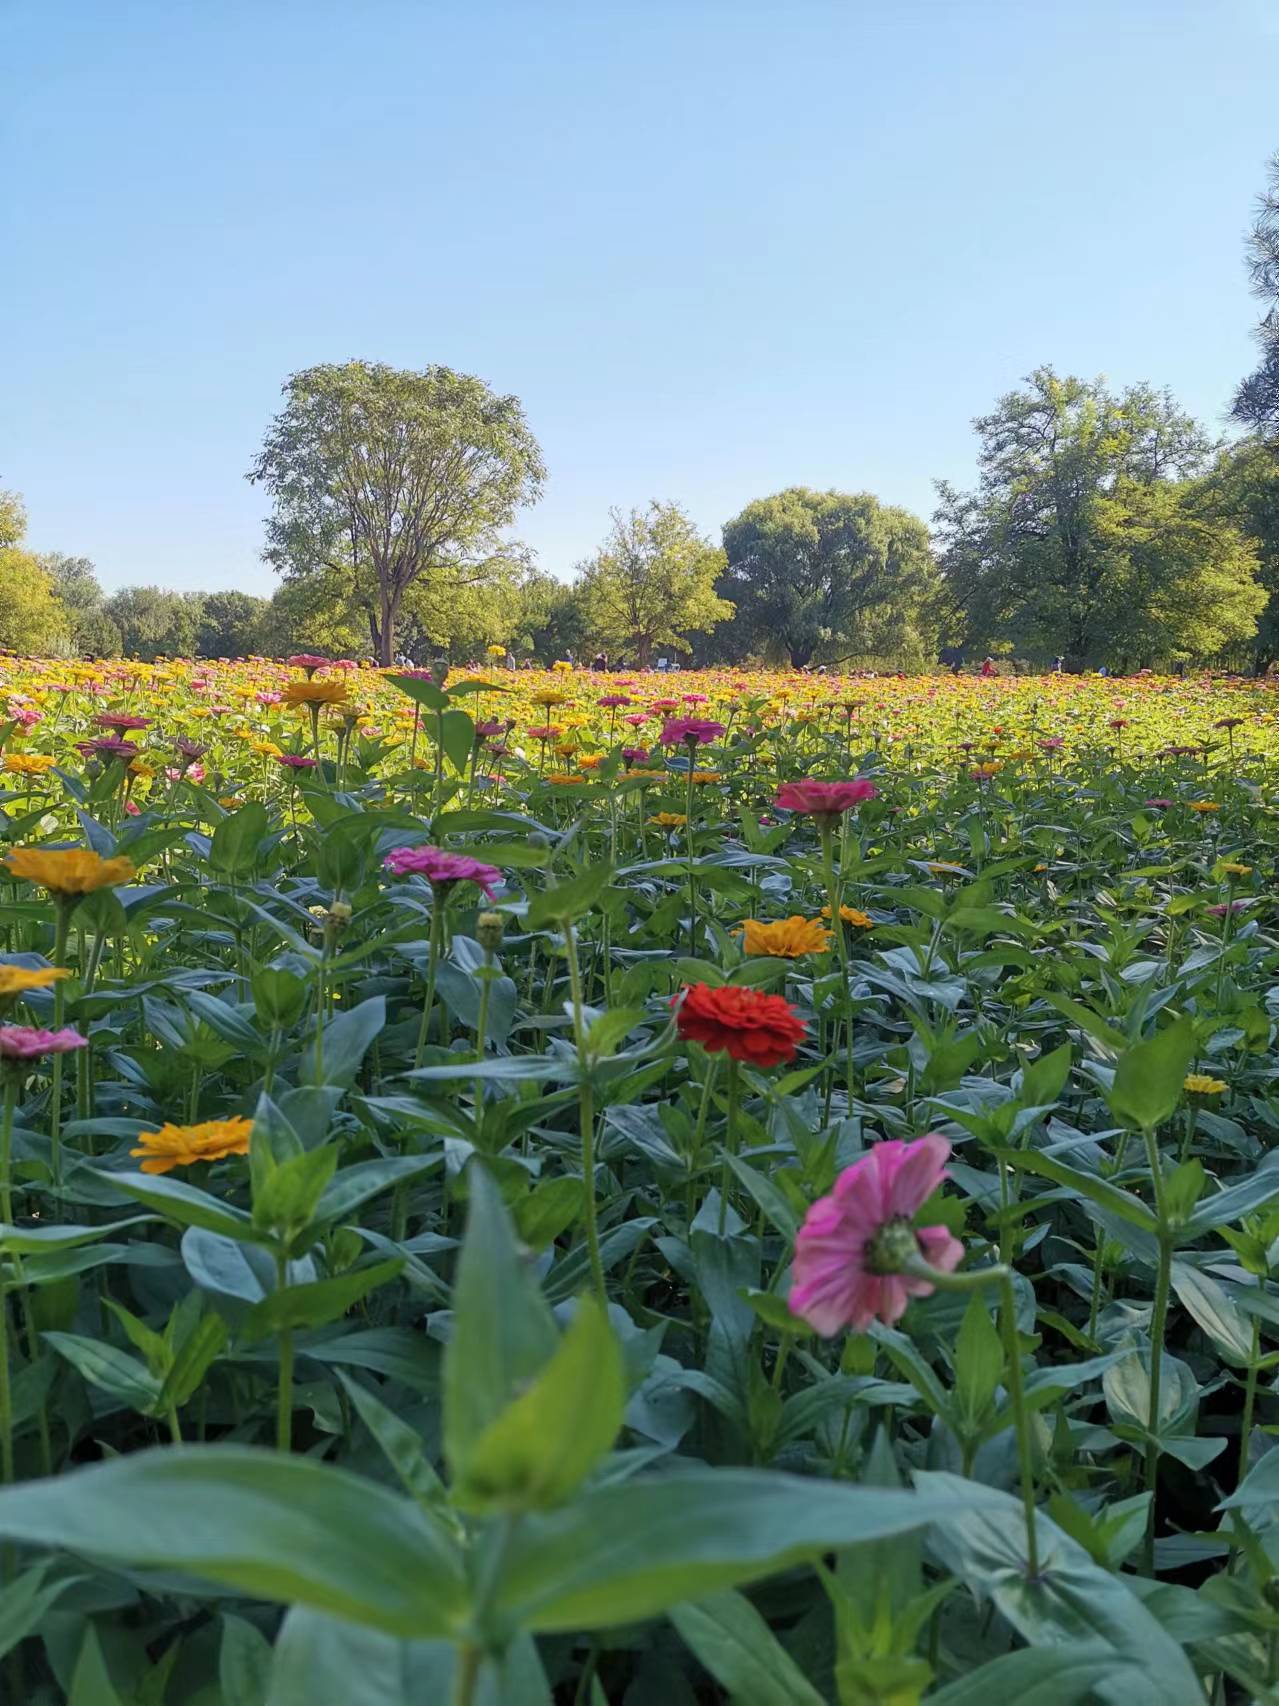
[{"xmin": 6, "ymin": 0, "xmax": 1277, "ymax": 594}]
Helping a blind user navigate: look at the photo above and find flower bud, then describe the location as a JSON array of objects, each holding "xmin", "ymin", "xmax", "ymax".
[{"xmin": 477, "ymin": 910, "xmax": 505, "ymax": 951}]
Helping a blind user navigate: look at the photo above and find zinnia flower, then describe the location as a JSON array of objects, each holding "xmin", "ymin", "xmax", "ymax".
[
  {"xmin": 739, "ymin": 915, "xmax": 831, "ymax": 958},
  {"xmin": 1184, "ymin": 1073, "xmax": 1227, "ymax": 1096},
  {"xmin": 821, "ymin": 904, "xmax": 874, "ymax": 929},
  {"xmin": 0, "ymin": 966, "xmax": 71, "ymax": 999},
  {"xmin": 0, "ymin": 1025, "xmax": 89, "ymax": 1062},
  {"xmin": 648, "ymin": 811, "xmax": 688, "ymax": 828},
  {"xmin": 276, "ymin": 753, "xmax": 318, "ymax": 770},
  {"xmin": 130, "ymin": 1115, "xmax": 254, "ymax": 1174},
  {"xmin": 96, "ymin": 713, "xmax": 151, "ymax": 733},
  {"xmin": 383, "ymin": 846, "xmax": 501, "ymax": 897},
  {"xmin": 282, "ymin": 680, "xmax": 348, "ymax": 708},
  {"xmin": 789, "ymin": 1135, "xmax": 964, "ymax": 1335},
  {"xmin": 287, "ymin": 654, "xmax": 330, "ymax": 676},
  {"xmin": 6, "ymin": 847, "xmax": 136, "ymax": 896},
  {"xmin": 775, "ymin": 779, "xmax": 877, "ymax": 819},
  {"xmin": 658, "ymin": 717, "xmax": 724, "ymax": 747},
  {"xmin": 673, "ymin": 983, "xmax": 807, "ymax": 1067}
]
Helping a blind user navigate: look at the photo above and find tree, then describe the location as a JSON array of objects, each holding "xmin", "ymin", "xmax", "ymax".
[
  {"xmin": 196, "ymin": 590, "xmax": 269, "ymax": 658},
  {"xmin": 510, "ymin": 567, "xmax": 590, "ymax": 663},
  {"xmin": 1233, "ymin": 152, "xmax": 1279, "ymax": 442},
  {"xmin": 1199, "ymin": 439, "xmax": 1279, "ymax": 669},
  {"xmin": 247, "ymin": 361, "xmax": 546, "ymax": 665},
  {"xmin": 576, "ymin": 503, "xmax": 731, "ymax": 666},
  {"xmin": 105, "ymin": 587, "xmax": 205, "ymax": 660},
  {"xmin": 719, "ymin": 488, "xmax": 939, "ymax": 667},
  {"xmin": 39, "ymin": 553, "xmax": 121, "ymax": 655},
  {"xmin": 933, "ymin": 368, "xmax": 1253, "ymax": 665},
  {"xmin": 0, "ymin": 495, "xmax": 69, "ymax": 655},
  {"xmin": 257, "ymin": 572, "xmax": 367, "ymax": 659}
]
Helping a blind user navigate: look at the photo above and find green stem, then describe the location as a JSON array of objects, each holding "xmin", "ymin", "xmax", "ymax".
[
  {"xmin": 275, "ymin": 1249, "xmax": 294, "ymax": 1453},
  {"xmin": 820, "ymin": 820, "xmax": 854, "ymax": 1110},
  {"xmin": 49, "ymin": 900, "xmax": 74, "ymax": 1190},
  {"xmin": 414, "ymin": 899, "xmax": 446, "ymax": 1069},
  {"xmin": 1141, "ymin": 1123, "xmax": 1173, "ymax": 1574},
  {"xmin": 0, "ymin": 1080, "xmax": 15, "ymax": 1229},
  {"xmin": 717, "ymin": 1056, "xmax": 740, "ymax": 1237},
  {"xmin": 1239, "ymin": 1312, "xmax": 1261, "ymax": 1485},
  {"xmin": 0, "ymin": 1275, "xmax": 12, "ymax": 1486},
  {"xmin": 452, "ymin": 1645, "xmax": 484, "ymax": 1706},
  {"xmin": 564, "ymin": 918, "xmax": 605, "ymax": 1302}
]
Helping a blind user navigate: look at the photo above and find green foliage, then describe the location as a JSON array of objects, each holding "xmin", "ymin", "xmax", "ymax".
[
  {"xmin": 104, "ymin": 584, "xmax": 206, "ymax": 660},
  {"xmin": 1232, "ymin": 149, "xmax": 1279, "ymax": 441},
  {"xmin": 720, "ymin": 486, "xmax": 939, "ymax": 667},
  {"xmin": 935, "ymin": 366, "xmax": 1263, "ymax": 666},
  {"xmin": 247, "ymin": 360, "xmax": 545, "ymax": 663},
  {"xmin": 576, "ymin": 501, "xmax": 732, "ymax": 665}
]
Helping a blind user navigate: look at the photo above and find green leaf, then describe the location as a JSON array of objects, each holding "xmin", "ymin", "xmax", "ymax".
[
  {"xmin": 388, "ymin": 674, "xmax": 449, "ymax": 712},
  {"xmin": 1170, "ymin": 1262, "xmax": 1254, "ymax": 1365},
  {"xmin": 953, "ymin": 1293, "xmax": 1003, "ymax": 1430},
  {"xmin": 926, "ymin": 1644, "xmax": 1142, "ymax": 1705},
  {"xmin": 1106, "ymin": 1016, "xmax": 1195, "ymax": 1133},
  {"xmin": 513, "ymin": 1176, "xmax": 584, "ymax": 1250},
  {"xmin": 69, "ymin": 1624, "xmax": 125, "ymax": 1706},
  {"xmin": 94, "ymin": 1171, "xmax": 259, "ymax": 1241},
  {"xmin": 0, "ymin": 1558, "xmax": 80, "ymax": 1662},
  {"xmin": 338, "ymin": 1374, "xmax": 449, "ymax": 1509},
  {"xmin": 669, "ymin": 1590, "xmax": 826, "ymax": 1706},
  {"xmin": 161, "ymin": 1312, "xmax": 228, "ymax": 1408},
  {"xmin": 918, "ymin": 1471, "xmax": 1200, "ymax": 1702},
  {"xmin": 253, "ymin": 1144, "xmax": 339, "ymax": 1236},
  {"xmin": 443, "ymin": 1165, "xmax": 557, "ymax": 1483},
  {"xmin": 525, "ymin": 865, "xmax": 613, "ymax": 928},
  {"xmin": 0, "ymin": 1215, "xmax": 155, "ymax": 1254},
  {"xmin": 0, "ymin": 1446, "xmax": 467, "ymax": 1637},
  {"xmin": 42, "ymin": 1333, "xmax": 161, "ymax": 1412},
  {"xmin": 457, "ymin": 1296, "xmax": 624, "ymax": 1514},
  {"xmin": 1017, "ymin": 1042, "xmax": 1072, "ymax": 1109},
  {"xmin": 304, "ymin": 995, "xmax": 387, "ymax": 1089},
  {"xmin": 242, "ymin": 1258, "xmax": 404, "ymax": 1339},
  {"xmin": 440, "ymin": 708, "xmax": 475, "ymax": 774},
  {"xmin": 315, "ymin": 1155, "xmax": 442, "ymax": 1227},
  {"xmin": 209, "ymin": 802, "xmax": 269, "ymax": 876},
  {"xmin": 489, "ymin": 1470, "xmax": 999, "ymax": 1637},
  {"xmin": 219, "ymin": 1613, "xmax": 274, "ymax": 1706},
  {"xmin": 999, "ymin": 1149, "xmax": 1156, "ymax": 1233}
]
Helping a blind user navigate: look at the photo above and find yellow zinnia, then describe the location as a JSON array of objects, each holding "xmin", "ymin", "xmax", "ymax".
[
  {"xmin": 4, "ymin": 753, "xmax": 56, "ymax": 776},
  {"xmin": 0, "ymin": 965, "xmax": 71, "ymax": 998},
  {"xmin": 1183, "ymin": 1073, "xmax": 1227, "ymax": 1096},
  {"xmin": 1219, "ymin": 861, "xmax": 1252, "ymax": 877},
  {"xmin": 6, "ymin": 847, "xmax": 136, "ymax": 896},
  {"xmin": 820, "ymin": 904, "xmax": 874, "ymax": 929},
  {"xmin": 1189, "ymin": 801, "xmax": 1220, "ymax": 814},
  {"xmin": 649, "ymin": 811, "xmax": 688, "ymax": 828},
  {"xmin": 739, "ymin": 915, "xmax": 832, "ymax": 958},
  {"xmin": 130, "ymin": 1116, "xmax": 254, "ymax": 1175},
  {"xmin": 282, "ymin": 680, "xmax": 348, "ymax": 708}
]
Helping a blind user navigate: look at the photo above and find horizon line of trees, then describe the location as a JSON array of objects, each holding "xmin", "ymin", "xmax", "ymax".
[{"xmin": 6, "ymin": 152, "xmax": 1278, "ymax": 674}]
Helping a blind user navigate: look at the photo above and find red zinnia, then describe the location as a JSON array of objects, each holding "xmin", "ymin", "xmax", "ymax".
[{"xmin": 673, "ymin": 983, "xmax": 807, "ymax": 1067}]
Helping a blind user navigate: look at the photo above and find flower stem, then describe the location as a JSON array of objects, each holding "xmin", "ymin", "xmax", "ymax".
[
  {"xmin": 564, "ymin": 918, "xmax": 605, "ymax": 1302},
  {"xmin": 275, "ymin": 1249, "xmax": 294, "ymax": 1453},
  {"xmin": 1140, "ymin": 1123, "xmax": 1173, "ymax": 1574},
  {"xmin": 414, "ymin": 899, "xmax": 446, "ymax": 1069}
]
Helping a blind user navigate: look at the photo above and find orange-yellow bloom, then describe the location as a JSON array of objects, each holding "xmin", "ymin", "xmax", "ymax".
[
  {"xmin": 282, "ymin": 680, "xmax": 349, "ymax": 708},
  {"xmin": 0, "ymin": 965, "xmax": 71, "ymax": 998},
  {"xmin": 130, "ymin": 1116, "xmax": 254, "ymax": 1175},
  {"xmin": 820, "ymin": 904, "xmax": 874, "ymax": 929},
  {"xmin": 6, "ymin": 847, "xmax": 136, "ymax": 896},
  {"xmin": 740, "ymin": 915, "xmax": 832, "ymax": 957}
]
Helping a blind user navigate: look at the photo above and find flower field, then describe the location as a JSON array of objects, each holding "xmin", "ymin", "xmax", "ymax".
[{"xmin": 2, "ymin": 654, "xmax": 1279, "ymax": 1702}]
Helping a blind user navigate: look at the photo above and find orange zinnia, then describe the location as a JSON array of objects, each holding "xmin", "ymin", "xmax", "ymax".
[
  {"xmin": 6, "ymin": 847, "xmax": 136, "ymax": 896},
  {"xmin": 130, "ymin": 1116, "xmax": 254, "ymax": 1175},
  {"xmin": 740, "ymin": 915, "xmax": 831, "ymax": 958}
]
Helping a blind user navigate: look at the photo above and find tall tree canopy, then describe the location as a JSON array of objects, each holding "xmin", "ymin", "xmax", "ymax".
[
  {"xmin": 0, "ymin": 492, "xmax": 70, "ymax": 655},
  {"xmin": 934, "ymin": 368, "xmax": 1262, "ymax": 665},
  {"xmin": 1233, "ymin": 152, "xmax": 1279, "ymax": 442},
  {"xmin": 1200, "ymin": 438, "xmax": 1279, "ymax": 670},
  {"xmin": 247, "ymin": 361, "xmax": 545, "ymax": 664},
  {"xmin": 719, "ymin": 488, "xmax": 938, "ymax": 667},
  {"xmin": 104, "ymin": 586, "xmax": 205, "ymax": 661},
  {"xmin": 39, "ymin": 553, "xmax": 121, "ymax": 655},
  {"xmin": 196, "ymin": 590, "xmax": 269, "ymax": 658},
  {"xmin": 576, "ymin": 503, "xmax": 731, "ymax": 666}
]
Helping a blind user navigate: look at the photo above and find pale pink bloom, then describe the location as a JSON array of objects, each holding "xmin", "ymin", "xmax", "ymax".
[
  {"xmin": 383, "ymin": 845, "xmax": 501, "ymax": 897},
  {"xmin": 0, "ymin": 1026, "xmax": 90, "ymax": 1061},
  {"xmin": 775, "ymin": 779, "xmax": 877, "ymax": 817},
  {"xmin": 789, "ymin": 1134, "xmax": 964, "ymax": 1336}
]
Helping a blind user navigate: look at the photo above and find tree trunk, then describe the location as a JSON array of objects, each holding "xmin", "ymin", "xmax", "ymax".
[{"xmin": 636, "ymin": 635, "xmax": 652, "ymax": 668}]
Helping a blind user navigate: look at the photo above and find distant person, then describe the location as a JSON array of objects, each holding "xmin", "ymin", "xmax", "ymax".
[
  {"xmin": 939, "ymin": 646, "xmax": 964, "ymax": 676},
  {"xmin": 980, "ymin": 656, "xmax": 997, "ymax": 678},
  {"xmin": 1052, "ymin": 656, "xmax": 1064, "ymax": 673},
  {"xmin": 592, "ymin": 650, "xmax": 608, "ymax": 671}
]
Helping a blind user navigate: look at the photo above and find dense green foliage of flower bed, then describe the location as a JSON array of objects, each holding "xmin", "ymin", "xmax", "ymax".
[{"xmin": 1, "ymin": 659, "xmax": 1278, "ymax": 1703}]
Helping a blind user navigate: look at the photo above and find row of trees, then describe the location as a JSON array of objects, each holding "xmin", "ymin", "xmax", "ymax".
[
  {"xmin": 7, "ymin": 393, "xmax": 1278, "ymax": 670},
  {"xmin": 8, "ymin": 154, "xmax": 1278, "ymax": 671}
]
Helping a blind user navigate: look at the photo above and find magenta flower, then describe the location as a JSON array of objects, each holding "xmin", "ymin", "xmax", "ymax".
[
  {"xmin": 0, "ymin": 1026, "xmax": 90, "ymax": 1062},
  {"xmin": 658, "ymin": 717, "xmax": 724, "ymax": 748},
  {"xmin": 622, "ymin": 746, "xmax": 649, "ymax": 763},
  {"xmin": 287, "ymin": 654, "xmax": 330, "ymax": 677},
  {"xmin": 383, "ymin": 845, "xmax": 502, "ymax": 898},
  {"xmin": 775, "ymin": 779, "xmax": 878, "ymax": 818},
  {"xmin": 1039, "ymin": 737, "xmax": 1065, "ymax": 752},
  {"xmin": 598, "ymin": 695, "xmax": 633, "ymax": 709},
  {"xmin": 77, "ymin": 738, "xmax": 139, "ymax": 762},
  {"xmin": 276, "ymin": 753, "xmax": 317, "ymax": 770},
  {"xmin": 96, "ymin": 713, "xmax": 151, "ymax": 733},
  {"xmin": 1208, "ymin": 899, "xmax": 1253, "ymax": 918},
  {"xmin": 1144, "ymin": 797, "xmax": 1174, "ymax": 810},
  {"xmin": 474, "ymin": 718, "xmax": 504, "ymax": 739},
  {"xmin": 789, "ymin": 1134, "xmax": 964, "ymax": 1336}
]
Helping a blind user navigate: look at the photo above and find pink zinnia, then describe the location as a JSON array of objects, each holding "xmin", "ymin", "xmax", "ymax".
[
  {"xmin": 96, "ymin": 713, "xmax": 151, "ymax": 732},
  {"xmin": 598, "ymin": 695, "xmax": 632, "ymax": 709},
  {"xmin": 775, "ymin": 779, "xmax": 877, "ymax": 818},
  {"xmin": 0, "ymin": 1026, "xmax": 90, "ymax": 1062},
  {"xmin": 77, "ymin": 738, "xmax": 139, "ymax": 762},
  {"xmin": 287, "ymin": 654, "xmax": 330, "ymax": 676},
  {"xmin": 383, "ymin": 845, "xmax": 502, "ymax": 898},
  {"xmin": 658, "ymin": 716, "xmax": 724, "ymax": 748},
  {"xmin": 1040, "ymin": 737, "xmax": 1065, "ymax": 752},
  {"xmin": 622, "ymin": 746, "xmax": 649, "ymax": 763},
  {"xmin": 276, "ymin": 754, "xmax": 317, "ymax": 770},
  {"xmin": 1144, "ymin": 797, "xmax": 1174, "ymax": 810},
  {"xmin": 789, "ymin": 1135, "xmax": 964, "ymax": 1336}
]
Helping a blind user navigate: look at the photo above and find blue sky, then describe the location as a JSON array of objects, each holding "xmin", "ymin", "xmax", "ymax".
[{"xmin": 6, "ymin": 0, "xmax": 1277, "ymax": 594}]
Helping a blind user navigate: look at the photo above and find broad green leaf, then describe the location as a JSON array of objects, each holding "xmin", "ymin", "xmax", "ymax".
[
  {"xmin": 927, "ymin": 1643, "xmax": 1142, "ymax": 1705},
  {"xmin": 241, "ymin": 1258, "xmax": 404, "ymax": 1339},
  {"xmin": 1106, "ymin": 1017, "xmax": 1194, "ymax": 1133},
  {"xmin": 94, "ymin": 1171, "xmax": 260, "ymax": 1241},
  {"xmin": 208, "ymin": 802, "xmax": 269, "ymax": 876},
  {"xmin": 669, "ymin": 1590, "xmax": 825, "ymax": 1706},
  {"xmin": 219, "ymin": 1613, "xmax": 273, "ymax": 1706},
  {"xmin": 42, "ymin": 1333, "xmax": 161, "ymax": 1412},
  {"xmin": 953, "ymin": 1293, "xmax": 1003, "ymax": 1430},
  {"xmin": 443, "ymin": 1165, "xmax": 557, "ymax": 1482},
  {"xmin": 0, "ymin": 1447, "xmax": 466, "ymax": 1637},
  {"xmin": 0, "ymin": 1558, "xmax": 80, "ymax": 1662},
  {"xmin": 999, "ymin": 1149, "xmax": 1156, "ymax": 1233},
  {"xmin": 1170, "ymin": 1262, "xmax": 1254, "ymax": 1365},
  {"xmin": 69, "ymin": 1624, "xmax": 125, "ymax": 1706},
  {"xmin": 525, "ymin": 865, "xmax": 613, "ymax": 928},
  {"xmin": 338, "ymin": 1373, "xmax": 449, "ymax": 1508},
  {"xmin": 456, "ymin": 1296, "xmax": 624, "ymax": 1513},
  {"xmin": 489, "ymin": 1470, "xmax": 1000, "ymax": 1637}
]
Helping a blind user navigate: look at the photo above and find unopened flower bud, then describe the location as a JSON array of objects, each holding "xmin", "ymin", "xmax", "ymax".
[
  {"xmin": 329, "ymin": 901, "xmax": 353, "ymax": 924},
  {"xmin": 477, "ymin": 911, "xmax": 505, "ymax": 952}
]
